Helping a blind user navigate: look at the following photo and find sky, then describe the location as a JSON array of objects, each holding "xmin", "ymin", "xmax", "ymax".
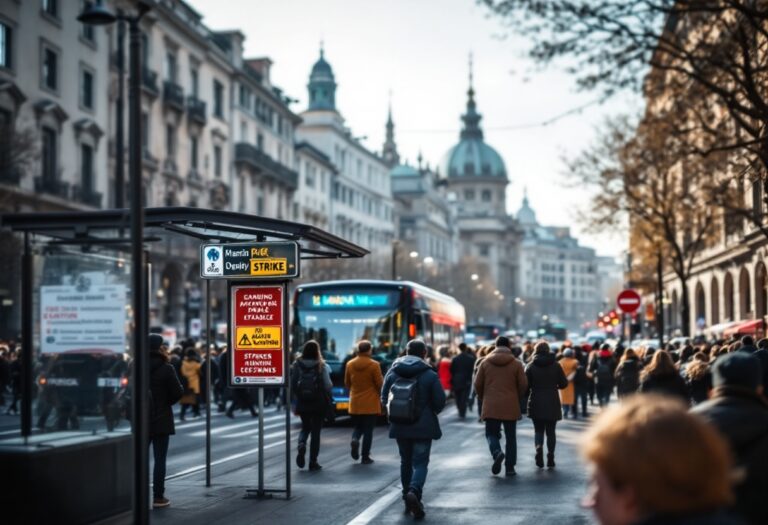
[{"xmin": 190, "ymin": 0, "xmax": 640, "ymax": 258}]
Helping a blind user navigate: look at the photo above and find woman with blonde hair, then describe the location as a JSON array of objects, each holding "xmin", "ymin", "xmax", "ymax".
[
  {"xmin": 582, "ymin": 395, "xmax": 742, "ymax": 525},
  {"xmin": 639, "ymin": 350, "xmax": 689, "ymax": 404}
]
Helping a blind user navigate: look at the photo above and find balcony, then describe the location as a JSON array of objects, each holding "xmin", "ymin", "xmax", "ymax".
[
  {"xmin": 34, "ymin": 176, "xmax": 70, "ymax": 199},
  {"xmin": 163, "ymin": 81, "xmax": 184, "ymax": 112},
  {"xmin": 234, "ymin": 142, "xmax": 298, "ymax": 190},
  {"xmin": 141, "ymin": 68, "xmax": 159, "ymax": 97},
  {"xmin": 71, "ymin": 184, "xmax": 103, "ymax": 208},
  {"xmin": 186, "ymin": 96, "xmax": 207, "ymax": 125}
]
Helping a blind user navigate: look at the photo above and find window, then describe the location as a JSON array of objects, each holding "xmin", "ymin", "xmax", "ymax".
[
  {"xmin": 80, "ymin": 1, "xmax": 95, "ymax": 43},
  {"xmin": 165, "ymin": 124, "xmax": 176, "ymax": 158},
  {"xmin": 464, "ymin": 189, "xmax": 475, "ymax": 201},
  {"xmin": 42, "ymin": 126, "xmax": 57, "ymax": 181},
  {"xmin": 213, "ymin": 80, "xmax": 224, "ymax": 118},
  {"xmin": 478, "ymin": 244, "xmax": 490, "ymax": 257},
  {"xmin": 214, "ymin": 145, "xmax": 222, "ymax": 177},
  {"xmin": 190, "ymin": 67, "xmax": 199, "ymax": 97},
  {"xmin": 257, "ymin": 133, "xmax": 264, "ymax": 150},
  {"xmin": 239, "ymin": 85, "xmax": 251, "ymax": 109},
  {"xmin": 190, "ymin": 136, "xmax": 198, "ymax": 169},
  {"xmin": 305, "ymin": 162, "xmax": 315, "ymax": 188},
  {"xmin": 42, "ymin": 0, "xmax": 57, "ymax": 18},
  {"xmin": 165, "ymin": 51, "xmax": 177, "ymax": 82},
  {"xmin": 81, "ymin": 144, "xmax": 93, "ymax": 192},
  {"xmin": 240, "ymin": 120, "xmax": 248, "ymax": 142},
  {"xmin": 42, "ymin": 46, "xmax": 57, "ymax": 91},
  {"xmin": 81, "ymin": 69, "xmax": 94, "ymax": 110},
  {"xmin": 0, "ymin": 21, "xmax": 12, "ymax": 69},
  {"xmin": 481, "ymin": 190, "xmax": 492, "ymax": 202}
]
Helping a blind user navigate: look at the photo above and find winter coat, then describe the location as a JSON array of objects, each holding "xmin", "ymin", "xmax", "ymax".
[
  {"xmin": 199, "ymin": 357, "xmax": 218, "ymax": 401},
  {"xmin": 345, "ymin": 354, "xmax": 384, "ymax": 415},
  {"xmin": 437, "ymin": 358, "xmax": 452, "ymax": 391},
  {"xmin": 590, "ymin": 355, "xmax": 616, "ymax": 388},
  {"xmin": 614, "ymin": 358, "xmax": 641, "ymax": 397},
  {"xmin": 639, "ymin": 372, "xmax": 690, "ymax": 404},
  {"xmin": 290, "ymin": 358, "xmax": 332, "ymax": 415},
  {"xmin": 685, "ymin": 363, "xmax": 712, "ymax": 405},
  {"xmin": 558, "ymin": 357, "xmax": 579, "ymax": 405},
  {"xmin": 149, "ymin": 352, "xmax": 184, "ymax": 437},
  {"xmin": 180, "ymin": 357, "xmax": 202, "ymax": 404},
  {"xmin": 692, "ymin": 388, "xmax": 768, "ymax": 525},
  {"xmin": 381, "ymin": 355, "xmax": 446, "ymax": 440},
  {"xmin": 752, "ymin": 348, "xmax": 768, "ymax": 394},
  {"xmin": 450, "ymin": 351, "xmax": 476, "ymax": 390},
  {"xmin": 474, "ymin": 347, "xmax": 528, "ymax": 421},
  {"xmin": 525, "ymin": 352, "xmax": 568, "ymax": 421}
]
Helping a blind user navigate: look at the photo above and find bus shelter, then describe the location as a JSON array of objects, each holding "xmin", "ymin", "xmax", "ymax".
[{"xmin": 0, "ymin": 206, "xmax": 367, "ymax": 524}]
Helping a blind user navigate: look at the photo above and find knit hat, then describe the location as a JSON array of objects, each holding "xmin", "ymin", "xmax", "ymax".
[
  {"xmin": 563, "ymin": 348, "xmax": 574, "ymax": 358},
  {"xmin": 149, "ymin": 333, "xmax": 164, "ymax": 353},
  {"xmin": 712, "ymin": 352, "xmax": 761, "ymax": 390}
]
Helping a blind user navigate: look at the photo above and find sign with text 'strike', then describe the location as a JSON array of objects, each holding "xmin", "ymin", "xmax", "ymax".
[
  {"xmin": 230, "ymin": 284, "xmax": 285, "ymax": 385},
  {"xmin": 200, "ymin": 241, "xmax": 299, "ymax": 280}
]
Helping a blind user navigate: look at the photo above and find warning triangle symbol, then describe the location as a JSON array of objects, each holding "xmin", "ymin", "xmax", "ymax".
[{"xmin": 238, "ymin": 333, "xmax": 252, "ymax": 347}]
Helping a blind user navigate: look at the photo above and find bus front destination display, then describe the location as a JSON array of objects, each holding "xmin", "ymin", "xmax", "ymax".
[{"xmin": 231, "ymin": 285, "xmax": 285, "ymax": 385}]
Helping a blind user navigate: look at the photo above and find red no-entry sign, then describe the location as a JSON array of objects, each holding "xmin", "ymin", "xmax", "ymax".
[
  {"xmin": 617, "ymin": 289, "xmax": 642, "ymax": 314},
  {"xmin": 230, "ymin": 284, "xmax": 285, "ymax": 385}
]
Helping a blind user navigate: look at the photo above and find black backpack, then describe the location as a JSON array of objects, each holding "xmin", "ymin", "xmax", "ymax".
[
  {"xmin": 596, "ymin": 360, "xmax": 613, "ymax": 384},
  {"xmin": 296, "ymin": 362, "xmax": 322, "ymax": 402},
  {"xmin": 387, "ymin": 373, "xmax": 422, "ymax": 424}
]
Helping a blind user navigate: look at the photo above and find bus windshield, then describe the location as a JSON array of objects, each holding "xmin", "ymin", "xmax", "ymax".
[{"xmin": 293, "ymin": 287, "xmax": 403, "ymax": 361}]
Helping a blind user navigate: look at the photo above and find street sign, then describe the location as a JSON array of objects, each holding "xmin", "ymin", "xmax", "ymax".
[
  {"xmin": 200, "ymin": 242, "xmax": 300, "ymax": 280},
  {"xmin": 617, "ymin": 289, "xmax": 642, "ymax": 314},
  {"xmin": 230, "ymin": 284, "xmax": 285, "ymax": 385}
]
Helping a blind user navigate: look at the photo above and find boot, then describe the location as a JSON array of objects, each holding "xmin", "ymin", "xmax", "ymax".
[
  {"xmin": 535, "ymin": 446, "xmax": 544, "ymax": 468},
  {"xmin": 547, "ymin": 452, "xmax": 555, "ymax": 468}
]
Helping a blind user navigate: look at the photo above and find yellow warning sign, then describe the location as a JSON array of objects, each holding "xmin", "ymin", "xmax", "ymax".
[
  {"xmin": 235, "ymin": 326, "xmax": 282, "ymax": 349},
  {"xmin": 250, "ymin": 258, "xmax": 287, "ymax": 276}
]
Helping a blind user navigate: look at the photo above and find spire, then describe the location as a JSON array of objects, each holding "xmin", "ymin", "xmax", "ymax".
[
  {"xmin": 319, "ymin": 40, "xmax": 324, "ymax": 58},
  {"xmin": 307, "ymin": 43, "xmax": 337, "ymax": 111},
  {"xmin": 461, "ymin": 52, "xmax": 483, "ymax": 140},
  {"xmin": 523, "ymin": 186, "xmax": 529, "ymax": 205},
  {"xmin": 382, "ymin": 90, "xmax": 400, "ymax": 168}
]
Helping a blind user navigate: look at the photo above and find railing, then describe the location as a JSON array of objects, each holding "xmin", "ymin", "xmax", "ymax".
[
  {"xmin": 141, "ymin": 68, "xmax": 159, "ymax": 96},
  {"xmin": 163, "ymin": 81, "xmax": 185, "ymax": 111},
  {"xmin": 71, "ymin": 184, "xmax": 103, "ymax": 208},
  {"xmin": 34, "ymin": 176, "xmax": 70, "ymax": 199},
  {"xmin": 234, "ymin": 142, "xmax": 298, "ymax": 189},
  {"xmin": 186, "ymin": 96, "xmax": 207, "ymax": 125}
]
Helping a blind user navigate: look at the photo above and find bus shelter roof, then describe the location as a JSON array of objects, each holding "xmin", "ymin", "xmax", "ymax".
[{"xmin": 0, "ymin": 206, "xmax": 369, "ymax": 259}]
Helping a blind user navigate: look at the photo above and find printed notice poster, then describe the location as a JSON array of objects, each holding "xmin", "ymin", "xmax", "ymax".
[
  {"xmin": 230, "ymin": 285, "xmax": 285, "ymax": 385},
  {"xmin": 40, "ymin": 284, "xmax": 128, "ymax": 354}
]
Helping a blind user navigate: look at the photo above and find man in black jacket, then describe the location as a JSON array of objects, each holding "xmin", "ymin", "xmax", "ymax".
[
  {"xmin": 691, "ymin": 352, "xmax": 768, "ymax": 525},
  {"xmin": 450, "ymin": 343, "xmax": 476, "ymax": 418},
  {"xmin": 148, "ymin": 334, "xmax": 184, "ymax": 509},
  {"xmin": 381, "ymin": 339, "xmax": 446, "ymax": 520}
]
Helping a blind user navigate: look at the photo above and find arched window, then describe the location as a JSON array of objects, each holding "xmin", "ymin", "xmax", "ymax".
[
  {"xmin": 724, "ymin": 273, "xmax": 735, "ymax": 321},
  {"xmin": 739, "ymin": 267, "xmax": 752, "ymax": 319},
  {"xmin": 710, "ymin": 276, "xmax": 719, "ymax": 325}
]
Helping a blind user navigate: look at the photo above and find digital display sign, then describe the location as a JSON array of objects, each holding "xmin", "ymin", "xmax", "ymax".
[{"xmin": 310, "ymin": 294, "xmax": 392, "ymax": 308}]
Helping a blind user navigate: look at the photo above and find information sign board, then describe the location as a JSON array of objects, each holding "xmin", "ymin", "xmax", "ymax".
[
  {"xmin": 201, "ymin": 242, "xmax": 299, "ymax": 280},
  {"xmin": 230, "ymin": 284, "xmax": 285, "ymax": 385},
  {"xmin": 40, "ymin": 284, "xmax": 127, "ymax": 354}
]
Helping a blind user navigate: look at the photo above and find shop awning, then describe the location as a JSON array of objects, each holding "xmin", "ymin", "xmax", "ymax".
[
  {"xmin": 707, "ymin": 320, "xmax": 741, "ymax": 335},
  {"xmin": 724, "ymin": 319, "xmax": 766, "ymax": 338}
]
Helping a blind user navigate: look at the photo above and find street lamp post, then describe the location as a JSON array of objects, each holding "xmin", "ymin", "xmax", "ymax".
[
  {"xmin": 391, "ymin": 240, "xmax": 399, "ymax": 280},
  {"xmin": 78, "ymin": 2, "xmax": 152, "ymax": 523},
  {"xmin": 115, "ymin": 17, "xmax": 125, "ymax": 208}
]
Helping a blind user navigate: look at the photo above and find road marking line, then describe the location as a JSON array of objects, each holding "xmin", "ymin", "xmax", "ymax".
[
  {"xmin": 186, "ymin": 415, "xmax": 286, "ymax": 437},
  {"xmin": 0, "ymin": 429, "xmax": 19, "ymax": 436},
  {"xmin": 221, "ymin": 424, "xmax": 288, "ymax": 439},
  {"xmin": 166, "ymin": 438, "xmax": 288, "ymax": 480},
  {"xmin": 345, "ymin": 488, "xmax": 402, "ymax": 525}
]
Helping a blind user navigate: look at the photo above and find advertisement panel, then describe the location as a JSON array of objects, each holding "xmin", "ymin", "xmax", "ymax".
[
  {"xmin": 230, "ymin": 284, "xmax": 285, "ymax": 385},
  {"xmin": 40, "ymin": 284, "xmax": 127, "ymax": 354}
]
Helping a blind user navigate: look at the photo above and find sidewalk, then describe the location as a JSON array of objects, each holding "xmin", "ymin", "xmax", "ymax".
[{"xmin": 152, "ymin": 412, "xmax": 596, "ymax": 525}]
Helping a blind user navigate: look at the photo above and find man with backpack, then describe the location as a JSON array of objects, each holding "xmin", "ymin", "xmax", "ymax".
[
  {"xmin": 590, "ymin": 344, "xmax": 616, "ymax": 406},
  {"xmin": 474, "ymin": 336, "xmax": 528, "ymax": 476},
  {"xmin": 381, "ymin": 339, "xmax": 446, "ymax": 519},
  {"xmin": 345, "ymin": 340, "xmax": 384, "ymax": 464}
]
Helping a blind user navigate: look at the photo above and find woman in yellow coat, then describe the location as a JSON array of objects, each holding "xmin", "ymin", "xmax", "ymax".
[
  {"xmin": 558, "ymin": 348, "xmax": 580, "ymax": 419},
  {"xmin": 180, "ymin": 348, "xmax": 202, "ymax": 420},
  {"xmin": 344, "ymin": 340, "xmax": 384, "ymax": 464}
]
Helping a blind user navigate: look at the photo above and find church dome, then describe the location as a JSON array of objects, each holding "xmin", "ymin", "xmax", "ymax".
[
  {"xmin": 517, "ymin": 191, "xmax": 537, "ymax": 226},
  {"xmin": 440, "ymin": 74, "xmax": 507, "ymax": 180},
  {"xmin": 307, "ymin": 46, "xmax": 337, "ymax": 111},
  {"xmin": 391, "ymin": 164, "xmax": 420, "ymax": 178}
]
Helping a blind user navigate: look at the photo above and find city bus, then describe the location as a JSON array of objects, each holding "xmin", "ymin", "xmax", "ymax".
[
  {"xmin": 466, "ymin": 324, "xmax": 505, "ymax": 345},
  {"xmin": 291, "ymin": 280, "xmax": 466, "ymax": 414}
]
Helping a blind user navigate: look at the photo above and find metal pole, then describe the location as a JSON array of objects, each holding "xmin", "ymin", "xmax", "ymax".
[
  {"xmin": 657, "ymin": 250, "xmax": 665, "ymax": 349},
  {"xmin": 258, "ymin": 387, "xmax": 265, "ymax": 494},
  {"xmin": 205, "ymin": 279, "xmax": 211, "ymax": 487},
  {"xmin": 284, "ymin": 282, "xmax": 291, "ymax": 499},
  {"xmin": 391, "ymin": 241, "xmax": 397, "ymax": 280},
  {"xmin": 128, "ymin": 15, "xmax": 149, "ymax": 525},
  {"xmin": 21, "ymin": 232, "xmax": 32, "ymax": 440},
  {"xmin": 115, "ymin": 17, "xmax": 125, "ymax": 209}
]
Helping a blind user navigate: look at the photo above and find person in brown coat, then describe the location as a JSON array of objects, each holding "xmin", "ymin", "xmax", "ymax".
[
  {"xmin": 474, "ymin": 336, "xmax": 529, "ymax": 476},
  {"xmin": 345, "ymin": 340, "xmax": 384, "ymax": 464}
]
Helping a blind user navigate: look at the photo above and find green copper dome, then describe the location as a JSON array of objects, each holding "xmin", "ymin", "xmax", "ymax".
[
  {"xmin": 307, "ymin": 46, "xmax": 337, "ymax": 111},
  {"xmin": 441, "ymin": 81, "xmax": 507, "ymax": 180}
]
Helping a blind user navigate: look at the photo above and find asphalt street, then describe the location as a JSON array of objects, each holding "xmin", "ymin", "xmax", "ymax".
[{"xmin": 0, "ymin": 403, "xmax": 596, "ymax": 524}]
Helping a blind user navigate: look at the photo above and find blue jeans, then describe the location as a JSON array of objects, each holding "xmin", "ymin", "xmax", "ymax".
[
  {"xmin": 485, "ymin": 419, "xmax": 517, "ymax": 468},
  {"xmin": 351, "ymin": 414, "xmax": 377, "ymax": 458},
  {"xmin": 396, "ymin": 439, "xmax": 432, "ymax": 499},
  {"xmin": 149, "ymin": 434, "xmax": 170, "ymax": 498}
]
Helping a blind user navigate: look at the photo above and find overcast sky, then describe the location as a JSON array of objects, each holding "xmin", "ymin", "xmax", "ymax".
[{"xmin": 190, "ymin": 0, "xmax": 640, "ymax": 258}]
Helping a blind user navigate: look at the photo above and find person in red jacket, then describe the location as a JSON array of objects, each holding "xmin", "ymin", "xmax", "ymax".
[{"xmin": 437, "ymin": 345, "xmax": 452, "ymax": 396}]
